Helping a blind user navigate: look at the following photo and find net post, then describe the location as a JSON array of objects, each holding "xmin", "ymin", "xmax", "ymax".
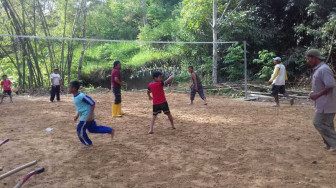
[{"xmin": 244, "ymin": 41, "xmax": 248, "ymax": 99}]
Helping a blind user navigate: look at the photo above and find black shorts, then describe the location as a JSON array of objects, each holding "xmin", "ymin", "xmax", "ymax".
[
  {"xmin": 153, "ymin": 102, "xmax": 170, "ymax": 116},
  {"xmin": 271, "ymin": 85, "xmax": 285, "ymax": 96},
  {"xmin": 3, "ymin": 90, "xmax": 11, "ymax": 96}
]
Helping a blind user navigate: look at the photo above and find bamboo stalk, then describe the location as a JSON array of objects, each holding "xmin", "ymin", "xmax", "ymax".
[{"xmin": 0, "ymin": 160, "xmax": 38, "ymax": 180}]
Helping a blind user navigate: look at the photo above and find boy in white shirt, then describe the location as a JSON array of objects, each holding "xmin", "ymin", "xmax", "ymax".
[{"xmin": 50, "ymin": 68, "xmax": 62, "ymax": 102}]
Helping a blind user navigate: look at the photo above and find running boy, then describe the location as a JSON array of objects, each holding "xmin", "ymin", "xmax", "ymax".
[
  {"xmin": 1, "ymin": 75, "xmax": 13, "ymax": 104},
  {"xmin": 69, "ymin": 81, "xmax": 114, "ymax": 146},
  {"xmin": 147, "ymin": 72, "xmax": 176, "ymax": 134}
]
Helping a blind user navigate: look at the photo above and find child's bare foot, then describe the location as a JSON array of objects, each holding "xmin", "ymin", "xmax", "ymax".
[
  {"xmin": 111, "ymin": 130, "xmax": 115, "ymax": 140},
  {"xmin": 171, "ymin": 127, "xmax": 176, "ymax": 130},
  {"xmin": 148, "ymin": 131, "xmax": 154, "ymax": 134}
]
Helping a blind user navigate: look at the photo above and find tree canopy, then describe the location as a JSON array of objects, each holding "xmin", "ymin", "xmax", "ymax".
[{"xmin": 0, "ymin": 0, "xmax": 335, "ymax": 89}]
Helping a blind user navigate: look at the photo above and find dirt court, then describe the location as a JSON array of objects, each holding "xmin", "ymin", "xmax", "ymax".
[{"xmin": 1, "ymin": 92, "xmax": 336, "ymax": 188}]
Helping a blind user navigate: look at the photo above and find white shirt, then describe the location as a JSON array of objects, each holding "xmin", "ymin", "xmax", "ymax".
[
  {"xmin": 272, "ymin": 64, "xmax": 286, "ymax": 85},
  {"xmin": 50, "ymin": 74, "xmax": 61, "ymax": 86}
]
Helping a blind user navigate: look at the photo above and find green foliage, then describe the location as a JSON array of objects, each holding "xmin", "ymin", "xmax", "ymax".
[
  {"xmin": 1, "ymin": 0, "xmax": 336, "ymax": 90},
  {"xmin": 174, "ymin": 70, "xmax": 190, "ymax": 84},
  {"xmin": 0, "ymin": 58, "xmax": 18, "ymax": 86},
  {"xmin": 128, "ymin": 50, "xmax": 174, "ymax": 68},
  {"xmin": 197, "ymin": 56, "xmax": 213, "ymax": 85},
  {"xmin": 138, "ymin": 20, "xmax": 177, "ymax": 43},
  {"xmin": 221, "ymin": 44, "xmax": 244, "ymax": 81},
  {"xmin": 253, "ymin": 50, "xmax": 276, "ymax": 80}
]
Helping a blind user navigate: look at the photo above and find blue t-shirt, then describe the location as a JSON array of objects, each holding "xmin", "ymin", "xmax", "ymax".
[{"xmin": 73, "ymin": 93, "xmax": 95, "ymax": 121}]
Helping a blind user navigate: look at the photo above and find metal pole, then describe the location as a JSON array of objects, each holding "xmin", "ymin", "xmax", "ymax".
[{"xmin": 244, "ymin": 41, "xmax": 248, "ymax": 99}]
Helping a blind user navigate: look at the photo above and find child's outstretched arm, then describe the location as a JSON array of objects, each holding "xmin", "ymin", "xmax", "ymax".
[
  {"xmin": 164, "ymin": 76, "xmax": 174, "ymax": 86},
  {"xmin": 147, "ymin": 90, "xmax": 153, "ymax": 100},
  {"xmin": 74, "ymin": 113, "xmax": 79, "ymax": 121}
]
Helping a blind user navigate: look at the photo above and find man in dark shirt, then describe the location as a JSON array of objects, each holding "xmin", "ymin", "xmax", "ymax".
[
  {"xmin": 111, "ymin": 60, "xmax": 123, "ymax": 117},
  {"xmin": 188, "ymin": 66, "xmax": 207, "ymax": 105}
]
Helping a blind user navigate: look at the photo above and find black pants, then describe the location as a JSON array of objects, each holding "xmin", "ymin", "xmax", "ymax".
[
  {"xmin": 50, "ymin": 85, "xmax": 60, "ymax": 102},
  {"xmin": 112, "ymin": 87, "xmax": 121, "ymax": 104}
]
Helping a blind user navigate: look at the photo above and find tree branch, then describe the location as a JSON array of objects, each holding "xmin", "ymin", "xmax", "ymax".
[
  {"xmin": 218, "ymin": 0, "xmax": 233, "ymax": 22},
  {"xmin": 326, "ymin": 25, "xmax": 336, "ymax": 64},
  {"xmin": 218, "ymin": 0, "xmax": 244, "ymax": 24}
]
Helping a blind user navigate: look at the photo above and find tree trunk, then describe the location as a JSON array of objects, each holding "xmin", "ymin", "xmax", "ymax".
[
  {"xmin": 20, "ymin": 0, "xmax": 35, "ymax": 87},
  {"xmin": 66, "ymin": 2, "xmax": 81, "ymax": 84},
  {"xmin": 40, "ymin": 45, "xmax": 50, "ymax": 77},
  {"xmin": 326, "ymin": 26, "xmax": 336, "ymax": 64},
  {"xmin": 0, "ymin": 43, "xmax": 22, "ymax": 86},
  {"xmin": 60, "ymin": 0, "xmax": 68, "ymax": 83},
  {"xmin": 141, "ymin": 0, "xmax": 148, "ymax": 26},
  {"xmin": 77, "ymin": 0, "xmax": 87, "ymax": 80},
  {"xmin": 37, "ymin": 0, "xmax": 56, "ymax": 70},
  {"xmin": 21, "ymin": 0, "xmax": 41, "ymax": 87},
  {"xmin": 12, "ymin": 37, "xmax": 23, "ymax": 89},
  {"xmin": 33, "ymin": 0, "xmax": 40, "ymax": 75},
  {"xmin": 212, "ymin": 0, "xmax": 218, "ymax": 84}
]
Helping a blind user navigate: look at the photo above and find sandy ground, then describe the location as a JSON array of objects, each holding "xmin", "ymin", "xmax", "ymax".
[{"xmin": 1, "ymin": 92, "xmax": 336, "ymax": 188}]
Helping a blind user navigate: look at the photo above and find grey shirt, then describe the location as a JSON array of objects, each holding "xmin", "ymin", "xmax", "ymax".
[{"xmin": 312, "ymin": 62, "xmax": 336, "ymax": 113}]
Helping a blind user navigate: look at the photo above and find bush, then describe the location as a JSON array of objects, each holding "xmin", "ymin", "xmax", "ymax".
[
  {"xmin": 221, "ymin": 44, "xmax": 244, "ymax": 81},
  {"xmin": 253, "ymin": 50, "xmax": 276, "ymax": 80}
]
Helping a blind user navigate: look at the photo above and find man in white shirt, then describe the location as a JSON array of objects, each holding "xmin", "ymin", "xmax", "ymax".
[
  {"xmin": 50, "ymin": 68, "xmax": 62, "ymax": 102},
  {"xmin": 268, "ymin": 57, "xmax": 290, "ymax": 107}
]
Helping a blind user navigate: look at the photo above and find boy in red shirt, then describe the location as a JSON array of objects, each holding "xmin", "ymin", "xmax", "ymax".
[
  {"xmin": 147, "ymin": 72, "xmax": 176, "ymax": 134},
  {"xmin": 1, "ymin": 75, "xmax": 13, "ymax": 104}
]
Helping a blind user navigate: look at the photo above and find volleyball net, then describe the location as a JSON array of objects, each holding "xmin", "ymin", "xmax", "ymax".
[{"xmin": 0, "ymin": 34, "xmax": 248, "ymax": 98}]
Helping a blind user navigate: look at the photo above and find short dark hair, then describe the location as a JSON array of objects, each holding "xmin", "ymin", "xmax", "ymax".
[
  {"xmin": 2, "ymin": 75, "xmax": 7, "ymax": 77},
  {"xmin": 152, "ymin": 71, "xmax": 163, "ymax": 79},
  {"xmin": 113, "ymin": 60, "xmax": 121, "ymax": 68},
  {"xmin": 69, "ymin": 80, "xmax": 80, "ymax": 90},
  {"xmin": 188, "ymin": 66, "xmax": 193, "ymax": 69}
]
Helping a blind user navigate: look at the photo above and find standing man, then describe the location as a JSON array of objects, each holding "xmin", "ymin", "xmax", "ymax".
[
  {"xmin": 268, "ymin": 57, "xmax": 290, "ymax": 107},
  {"xmin": 188, "ymin": 66, "xmax": 207, "ymax": 105},
  {"xmin": 111, "ymin": 60, "xmax": 123, "ymax": 117},
  {"xmin": 306, "ymin": 49, "xmax": 336, "ymax": 152},
  {"xmin": 50, "ymin": 68, "xmax": 62, "ymax": 102}
]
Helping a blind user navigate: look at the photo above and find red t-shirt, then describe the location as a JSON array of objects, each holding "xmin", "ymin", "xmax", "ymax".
[
  {"xmin": 111, "ymin": 68, "xmax": 121, "ymax": 88},
  {"xmin": 1, "ymin": 80, "xmax": 11, "ymax": 91},
  {"xmin": 148, "ymin": 81, "xmax": 167, "ymax": 105}
]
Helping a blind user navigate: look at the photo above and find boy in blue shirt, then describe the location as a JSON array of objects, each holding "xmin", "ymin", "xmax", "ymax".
[{"xmin": 69, "ymin": 81, "xmax": 115, "ymax": 146}]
